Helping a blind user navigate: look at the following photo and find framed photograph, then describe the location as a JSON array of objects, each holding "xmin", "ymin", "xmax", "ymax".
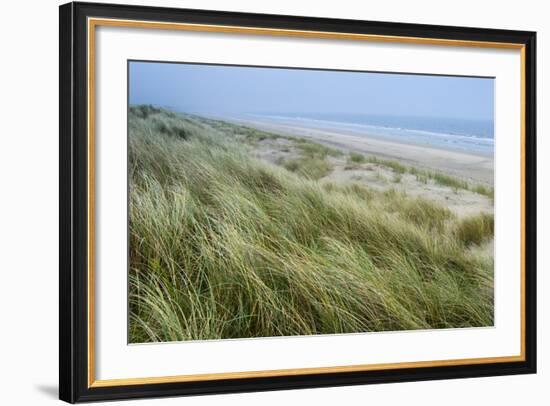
[{"xmin": 59, "ymin": 2, "xmax": 536, "ymax": 403}]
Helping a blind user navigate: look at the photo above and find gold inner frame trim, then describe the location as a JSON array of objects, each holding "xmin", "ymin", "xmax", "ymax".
[{"xmin": 87, "ymin": 17, "xmax": 527, "ymax": 388}]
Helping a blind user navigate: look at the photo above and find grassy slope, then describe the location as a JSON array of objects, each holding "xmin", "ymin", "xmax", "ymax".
[{"xmin": 129, "ymin": 105, "xmax": 494, "ymax": 343}]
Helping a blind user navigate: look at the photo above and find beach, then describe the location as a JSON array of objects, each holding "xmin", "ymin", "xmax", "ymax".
[
  {"xmin": 206, "ymin": 115, "xmax": 495, "ymax": 219},
  {"xmin": 218, "ymin": 116, "xmax": 494, "ymax": 186},
  {"xmin": 128, "ymin": 106, "xmax": 495, "ymax": 342}
]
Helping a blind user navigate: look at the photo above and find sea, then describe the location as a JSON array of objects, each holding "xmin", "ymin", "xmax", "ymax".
[{"xmin": 252, "ymin": 113, "xmax": 494, "ymax": 156}]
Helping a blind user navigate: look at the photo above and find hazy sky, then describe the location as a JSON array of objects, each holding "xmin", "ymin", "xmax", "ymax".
[{"xmin": 129, "ymin": 61, "xmax": 494, "ymax": 121}]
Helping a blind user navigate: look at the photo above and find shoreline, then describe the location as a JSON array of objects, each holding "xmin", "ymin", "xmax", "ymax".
[{"xmin": 217, "ymin": 116, "xmax": 494, "ymax": 185}]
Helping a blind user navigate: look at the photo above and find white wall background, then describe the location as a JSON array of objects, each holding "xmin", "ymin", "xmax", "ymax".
[{"xmin": 0, "ymin": 0, "xmax": 546, "ymax": 404}]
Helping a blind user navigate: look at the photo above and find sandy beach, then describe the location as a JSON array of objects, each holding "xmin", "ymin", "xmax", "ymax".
[
  {"xmin": 206, "ymin": 115, "xmax": 495, "ymax": 219},
  {"xmin": 221, "ymin": 116, "xmax": 494, "ymax": 186}
]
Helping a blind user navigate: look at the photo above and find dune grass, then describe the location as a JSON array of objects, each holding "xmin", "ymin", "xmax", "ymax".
[
  {"xmin": 279, "ymin": 137, "xmax": 339, "ymax": 180},
  {"xmin": 349, "ymin": 151, "xmax": 367, "ymax": 164},
  {"xmin": 365, "ymin": 155, "xmax": 407, "ymax": 174},
  {"xmin": 128, "ymin": 106, "xmax": 494, "ymax": 343},
  {"xmin": 344, "ymin": 153, "xmax": 493, "ymax": 198},
  {"xmin": 282, "ymin": 156, "xmax": 333, "ymax": 180},
  {"xmin": 455, "ymin": 213, "xmax": 495, "ymax": 246}
]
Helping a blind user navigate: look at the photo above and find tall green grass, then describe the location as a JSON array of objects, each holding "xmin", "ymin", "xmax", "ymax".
[
  {"xmin": 455, "ymin": 213, "xmax": 494, "ymax": 246},
  {"xmin": 349, "ymin": 151, "xmax": 367, "ymax": 164},
  {"xmin": 366, "ymin": 156, "xmax": 407, "ymax": 174},
  {"xmin": 128, "ymin": 106, "xmax": 494, "ymax": 343},
  {"xmin": 282, "ymin": 156, "xmax": 332, "ymax": 180}
]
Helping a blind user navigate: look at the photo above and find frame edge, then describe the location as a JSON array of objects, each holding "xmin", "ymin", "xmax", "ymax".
[
  {"xmin": 523, "ymin": 31, "xmax": 537, "ymax": 375},
  {"xmin": 59, "ymin": 1, "xmax": 76, "ymax": 403}
]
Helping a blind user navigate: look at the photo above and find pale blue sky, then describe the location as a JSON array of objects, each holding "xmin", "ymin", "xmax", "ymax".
[{"xmin": 129, "ymin": 61, "xmax": 494, "ymax": 121}]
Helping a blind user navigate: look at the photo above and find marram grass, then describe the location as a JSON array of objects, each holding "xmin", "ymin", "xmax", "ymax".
[{"xmin": 128, "ymin": 106, "xmax": 494, "ymax": 343}]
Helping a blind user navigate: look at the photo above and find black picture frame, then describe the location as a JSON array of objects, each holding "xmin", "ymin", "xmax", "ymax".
[{"xmin": 59, "ymin": 1, "xmax": 537, "ymax": 403}]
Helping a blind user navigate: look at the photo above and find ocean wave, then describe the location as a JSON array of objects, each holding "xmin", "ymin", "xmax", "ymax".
[{"xmin": 250, "ymin": 114, "xmax": 494, "ymax": 154}]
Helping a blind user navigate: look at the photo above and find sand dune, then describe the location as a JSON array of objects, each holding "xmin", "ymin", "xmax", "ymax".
[{"xmin": 223, "ymin": 117, "xmax": 494, "ymax": 185}]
